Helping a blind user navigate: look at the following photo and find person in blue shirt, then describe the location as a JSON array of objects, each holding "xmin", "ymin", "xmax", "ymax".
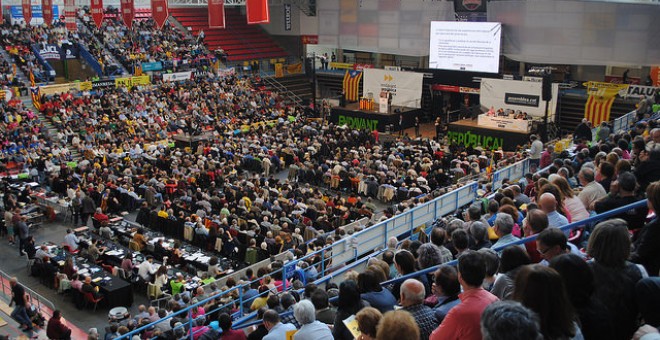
[{"xmin": 262, "ymin": 309, "xmax": 296, "ymax": 340}]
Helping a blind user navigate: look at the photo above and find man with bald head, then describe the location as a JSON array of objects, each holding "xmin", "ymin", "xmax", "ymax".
[
  {"xmin": 400, "ymin": 279, "xmax": 438, "ymax": 340},
  {"xmin": 577, "ymin": 167, "xmax": 606, "ymax": 211},
  {"xmin": 539, "ymin": 192, "xmax": 569, "ymax": 228}
]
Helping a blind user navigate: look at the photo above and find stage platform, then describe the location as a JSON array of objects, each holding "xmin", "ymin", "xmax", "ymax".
[
  {"xmin": 330, "ymin": 103, "xmax": 423, "ymax": 132},
  {"xmin": 448, "ymin": 119, "xmax": 532, "ymax": 151}
]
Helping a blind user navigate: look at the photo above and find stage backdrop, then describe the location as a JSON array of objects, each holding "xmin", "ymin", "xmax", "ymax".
[
  {"xmin": 363, "ymin": 68, "xmax": 423, "ymax": 108},
  {"xmin": 479, "ymin": 78, "xmax": 558, "ymax": 120}
]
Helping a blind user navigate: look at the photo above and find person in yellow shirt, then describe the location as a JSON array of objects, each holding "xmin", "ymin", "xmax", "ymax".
[
  {"xmin": 157, "ymin": 207, "xmax": 169, "ymax": 219},
  {"xmin": 250, "ymin": 285, "xmax": 271, "ymax": 311}
]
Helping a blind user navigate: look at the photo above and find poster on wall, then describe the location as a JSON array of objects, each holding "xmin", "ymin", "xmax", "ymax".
[
  {"xmin": 479, "ymin": 78, "xmax": 558, "ymax": 119},
  {"xmin": 284, "ymin": 4, "xmax": 291, "ymax": 31},
  {"xmin": 362, "ymin": 69, "xmax": 423, "ymax": 108}
]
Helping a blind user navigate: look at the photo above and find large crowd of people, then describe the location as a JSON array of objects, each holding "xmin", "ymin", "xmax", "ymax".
[{"xmin": 1, "ymin": 9, "xmax": 659, "ymax": 339}]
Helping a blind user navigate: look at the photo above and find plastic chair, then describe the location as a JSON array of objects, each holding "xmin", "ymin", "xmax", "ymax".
[
  {"xmin": 62, "ymin": 244, "xmax": 79, "ymax": 255},
  {"xmin": 84, "ymin": 292, "xmax": 104, "ymax": 312}
]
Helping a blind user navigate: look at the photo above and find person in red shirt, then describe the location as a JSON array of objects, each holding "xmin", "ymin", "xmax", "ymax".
[
  {"xmin": 93, "ymin": 208, "xmax": 109, "ymax": 224},
  {"xmin": 430, "ymin": 251, "xmax": 499, "ymax": 340},
  {"xmin": 218, "ymin": 313, "xmax": 246, "ymax": 340},
  {"xmin": 46, "ymin": 310, "xmax": 72, "ymax": 340}
]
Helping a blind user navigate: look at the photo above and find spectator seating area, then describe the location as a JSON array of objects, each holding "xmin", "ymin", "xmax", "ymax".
[{"xmin": 169, "ymin": 7, "xmax": 289, "ymax": 62}]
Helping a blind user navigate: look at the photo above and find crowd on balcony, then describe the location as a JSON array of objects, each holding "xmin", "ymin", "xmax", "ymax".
[{"xmin": 80, "ymin": 10, "xmax": 213, "ymax": 74}]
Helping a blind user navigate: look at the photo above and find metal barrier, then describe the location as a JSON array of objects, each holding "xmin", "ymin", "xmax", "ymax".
[
  {"xmin": 492, "ymin": 158, "xmax": 531, "ymax": 191},
  {"xmin": 613, "ymin": 110, "xmax": 637, "ymax": 134},
  {"xmin": 381, "ymin": 199, "xmax": 648, "ymax": 286},
  {"xmin": 0, "ymin": 269, "xmax": 56, "ymax": 320}
]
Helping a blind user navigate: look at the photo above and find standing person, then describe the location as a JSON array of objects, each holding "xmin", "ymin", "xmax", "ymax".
[
  {"xmin": 573, "ymin": 118, "xmax": 592, "ymax": 143},
  {"xmin": 4, "ymin": 208, "xmax": 15, "ymax": 245},
  {"xmin": 435, "ymin": 117, "xmax": 442, "ymax": 140},
  {"xmin": 17, "ymin": 216, "xmax": 30, "ymax": 257},
  {"xmin": 71, "ymin": 191, "xmax": 82, "ymax": 228},
  {"xmin": 9, "ymin": 277, "xmax": 32, "ymax": 331},
  {"xmin": 81, "ymin": 194, "xmax": 96, "ymax": 228},
  {"xmin": 414, "ymin": 117, "xmax": 420, "ymax": 138},
  {"xmin": 398, "ymin": 114, "xmax": 404, "ymax": 136},
  {"xmin": 47, "ymin": 310, "xmax": 72, "ymax": 340},
  {"xmin": 529, "ymin": 135, "xmax": 543, "ymax": 171}
]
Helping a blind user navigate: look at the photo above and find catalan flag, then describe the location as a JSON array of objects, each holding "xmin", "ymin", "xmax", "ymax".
[
  {"xmin": 31, "ymin": 87, "xmax": 42, "ymax": 111},
  {"xmin": 582, "ymin": 81, "xmax": 629, "ymax": 126},
  {"xmin": 342, "ymin": 70, "xmax": 362, "ymax": 102},
  {"xmin": 29, "ymin": 70, "xmax": 35, "ymax": 87}
]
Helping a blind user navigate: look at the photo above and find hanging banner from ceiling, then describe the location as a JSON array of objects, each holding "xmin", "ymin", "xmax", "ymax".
[
  {"xmin": 208, "ymin": 0, "xmax": 225, "ymax": 28},
  {"xmin": 151, "ymin": 0, "xmax": 169, "ymax": 29},
  {"xmin": 91, "ymin": 0, "xmax": 103, "ymax": 28},
  {"xmin": 121, "ymin": 0, "xmax": 135, "ymax": 29}
]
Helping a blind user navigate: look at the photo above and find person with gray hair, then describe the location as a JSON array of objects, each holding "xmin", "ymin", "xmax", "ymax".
[
  {"xmin": 578, "ymin": 167, "xmax": 606, "ymax": 210},
  {"xmin": 400, "ymin": 279, "xmax": 438, "ymax": 340},
  {"xmin": 468, "ymin": 221, "xmax": 492, "ymax": 250},
  {"xmin": 293, "ymin": 300, "xmax": 333, "ymax": 340},
  {"xmin": 481, "ymin": 301, "xmax": 542, "ymax": 340},
  {"xmin": 387, "ymin": 236, "xmax": 398, "ymax": 249},
  {"xmin": 491, "ymin": 214, "xmax": 523, "ymax": 252}
]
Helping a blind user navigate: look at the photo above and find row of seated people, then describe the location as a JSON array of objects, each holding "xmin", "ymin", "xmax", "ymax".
[{"xmin": 80, "ymin": 10, "xmax": 213, "ymax": 74}]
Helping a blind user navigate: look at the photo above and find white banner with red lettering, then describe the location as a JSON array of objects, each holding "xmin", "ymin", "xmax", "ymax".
[{"xmin": 64, "ymin": 0, "xmax": 76, "ymax": 31}]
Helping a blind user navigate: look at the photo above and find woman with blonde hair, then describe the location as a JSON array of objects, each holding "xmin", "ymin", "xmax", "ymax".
[
  {"xmin": 376, "ymin": 310, "xmax": 420, "ymax": 340},
  {"xmin": 356, "ymin": 307, "xmax": 383, "ymax": 340}
]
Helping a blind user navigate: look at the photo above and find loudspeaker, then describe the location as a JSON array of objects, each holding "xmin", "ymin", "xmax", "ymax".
[{"xmin": 542, "ymin": 74, "xmax": 552, "ymax": 101}]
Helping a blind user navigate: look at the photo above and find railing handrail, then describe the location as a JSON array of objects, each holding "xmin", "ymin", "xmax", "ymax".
[
  {"xmin": 381, "ymin": 199, "xmax": 648, "ymax": 286},
  {"xmin": 0, "ymin": 268, "xmax": 57, "ymax": 318}
]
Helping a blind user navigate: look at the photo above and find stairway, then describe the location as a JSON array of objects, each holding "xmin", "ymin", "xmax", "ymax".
[
  {"xmin": 169, "ymin": 7, "xmax": 289, "ymax": 62},
  {"xmin": 263, "ymin": 74, "xmax": 312, "ymax": 105},
  {"xmin": 0, "ymin": 48, "xmax": 28, "ymax": 86},
  {"xmin": 22, "ymin": 97, "xmax": 83, "ymax": 161},
  {"xmin": 77, "ymin": 18, "xmax": 130, "ymax": 76}
]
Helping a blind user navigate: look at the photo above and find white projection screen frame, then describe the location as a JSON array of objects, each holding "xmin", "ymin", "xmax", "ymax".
[{"xmin": 428, "ymin": 21, "xmax": 502, "ymax": 73}]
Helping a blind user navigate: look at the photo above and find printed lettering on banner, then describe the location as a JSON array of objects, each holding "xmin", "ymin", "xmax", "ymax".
[{"xmin": 91, "ymin": 0, "xmax": 104, "ymax": 28}]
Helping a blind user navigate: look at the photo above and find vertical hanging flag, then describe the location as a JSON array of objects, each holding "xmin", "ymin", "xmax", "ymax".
[
  {"xmin": 208, "ymin": 0, "xmax": 225, "ymax": 28},
  {"xmin": 0, "ymin": 0, "xmax": 3, "ymax": 25},
  {"xmin": 91, "ymin": 0, "xmax": 104, "ymax": 29},
  {"xmin": 64, "ymin": 0, "xmax": 76, "ymax": 31},
  {"xmin": 22, "ymin": 0, "xmax": 32, "ymax": 26},
  {"xmin": 121, "ymin": 0, "xmax": 135, "ymax": 29},
  {"xmin": 151, "ymin": 0, "xmax": 169, "ymax": 29},
  {"xmin": 246, "ymin": 0, "xmax": 270, "ymax": 24},
  {"xmin": 342, "ymin": 70, "xmax": 363, "ymax": 102},
  {"xmin": 583, "ymin": 81, "xmax": 629, "ymax": 126},
  {"xmin": 31, "ymin": 87, "xmax": 42, "ymax": 111},
  {"xmin": 29, "ymin": 71, "xmax": 35, "ymax": 87},
  {"xmin": 42, "ymin": 0, "xmax": 53, "ymax": 25}
]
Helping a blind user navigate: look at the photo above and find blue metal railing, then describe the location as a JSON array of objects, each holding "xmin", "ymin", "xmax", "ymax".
[
  {"xmin": 77, "ymin": 43, "xmax": 104, "ymax": 76},
  {"xmin": 381, "ymin": 199, "xmax": 648, "ymax": 286}
]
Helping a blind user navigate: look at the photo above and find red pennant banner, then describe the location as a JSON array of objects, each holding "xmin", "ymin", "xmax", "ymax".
[
  {"xmin": 246, "ymin": 0, "xmax": 269, "ymax": 24},
  {"xmin": 91, "ymin": 0, "xmax": 104, "ymax": 29},
  {"xmin": 64, "ymin": 0, "xmax": 76, "ymax": 31},
  {"xmin": 151, "ymin": 0, "xmax": 169, "ymax": 29},
  {"xmin": 208, "ymin": 0, "xmax": 225, "ymax": 28},
  {"xmin": 22, "ymin": 0, "xmax": 32, "ymax": 25},
  {"xmin": 0, "ymin": 0, "xmax": 3, "ymax": 25},
  {"xmin": 121, "ymin": 0, "xmax": 135, "ymax": 29},
  {"xmin": 41, "ymin": 0, "xmax": 53, "ymax": 25}
]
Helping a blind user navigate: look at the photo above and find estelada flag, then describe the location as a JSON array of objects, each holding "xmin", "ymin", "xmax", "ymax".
[
  {"xmin": 31, "ymin": 87, "xmax": 42, "ymax": 111},
  {"xmin": 583, "ymin": 81, "xmax": 629, "ymax": 126},
  {"xmin": 22, "ymin": 0, "xmax": 32, "ymax": 25},
  {"xmin": 121, "ymin": 0, "xmax": 135, "ymax": 29},
  {"xmin": 246, "ymin": 0, "xmax": 270, "ymax": 24},
  {"xmin": 91, "ymin": 0, "xmax": 104, "ymax": 29},
  {"xmin": 42, "ymin": 0, "xmax": 53, "ymax": 25},
  {"xmin": 208, "ymin": 0, "xmax": 225, "ymax": 28},
  {"xmin": 151, "ymin": 0, "xmax": 169, "ymax": 29},
  {"xmin": 342, "ymin": 70, "xmax": 362, "ymax": 102},
  {"xmin": 29, "ymin": 70, "xmax": 35, "ymax": 87}
]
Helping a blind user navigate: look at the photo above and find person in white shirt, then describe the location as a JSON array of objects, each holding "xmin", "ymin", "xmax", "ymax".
[
  {"xmin": 529, "ymin": 135, "xmax": 543, "ymax": 171},
  {"xmin": 63, "ymin": 229, "xmax": 80, "ymax": 251},
  {"xmin": 137, "ymin": 256, "xmax": 158, "ymax": 282},
  {"xmin": 577, "ymin": 167, "xmax": 607, "ymax": 211}
]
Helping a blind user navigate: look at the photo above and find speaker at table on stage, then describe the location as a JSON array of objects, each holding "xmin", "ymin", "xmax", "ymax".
[{"xmin": 542, "ymin": 74, "xmax": 552, "ymax": 101}]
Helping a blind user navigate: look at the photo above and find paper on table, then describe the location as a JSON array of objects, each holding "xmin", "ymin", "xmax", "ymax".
[{"xmin": 92, "ymin": 277, "xmax": 102, "ymax": 283}]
